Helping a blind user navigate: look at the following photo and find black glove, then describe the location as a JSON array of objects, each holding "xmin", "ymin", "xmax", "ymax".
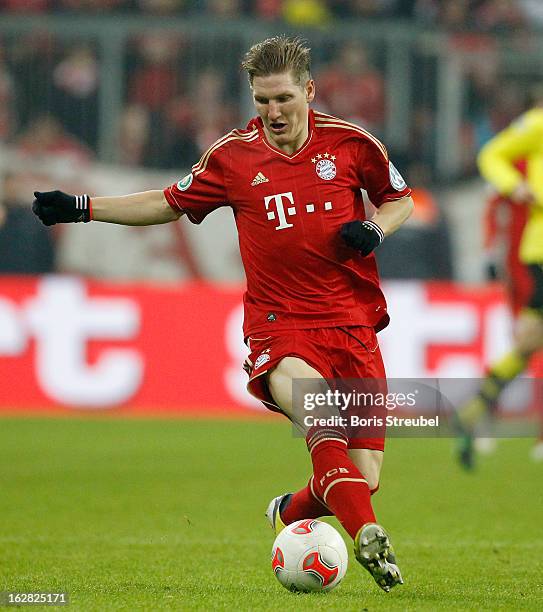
[
  {"xmin": 32, "ymin": 190, "xmax": 92, "ymax": 226},
  {"xmin": 340, "ymin": 220, "xmax": 384, "ymax": 257}
]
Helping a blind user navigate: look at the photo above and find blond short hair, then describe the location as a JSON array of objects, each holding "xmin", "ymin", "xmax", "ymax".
[{"xmin": 241, "ymin": 36, "xmax": 311, "ymax": 87}]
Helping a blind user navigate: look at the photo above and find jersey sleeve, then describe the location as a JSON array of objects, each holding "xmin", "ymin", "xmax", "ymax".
[
  {"xmin": 355, "ymin": 137, "xmax": 411, "ymax": 206},
  {"xmin": 477, "ymin": 109, "xmax": 543, "ymax": 196},
  {"xmin": 163, "ymin": 148, "xmax": 228, "ymax": 224}
]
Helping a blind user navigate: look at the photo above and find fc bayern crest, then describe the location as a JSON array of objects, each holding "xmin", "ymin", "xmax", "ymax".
[
  {"xmin": 254, "ymin": 352, "xmax": 271, "ymax": 370},
  {"xmin": 315, "ymin": 159, "xmax": 336, "ymax": 181}
]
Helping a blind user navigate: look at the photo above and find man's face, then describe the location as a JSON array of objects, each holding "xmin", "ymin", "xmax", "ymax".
[{"xmin": 252, "ymin": 71, "xmax": 315, "ymax": 154}]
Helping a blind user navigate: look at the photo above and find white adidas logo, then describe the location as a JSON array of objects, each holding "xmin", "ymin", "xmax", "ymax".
[{"xmin": 251, "ymin": 172, "xmax": 269, "ymax": 187}]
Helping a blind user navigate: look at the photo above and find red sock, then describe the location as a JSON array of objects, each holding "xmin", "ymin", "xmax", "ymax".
[
  {"xmin": 307, "ymin": 428, "xmax": 376, "ymax": 539},
  {"xmin": 281, "ymin": 477, "xmax": 332, "ymax": 525}
]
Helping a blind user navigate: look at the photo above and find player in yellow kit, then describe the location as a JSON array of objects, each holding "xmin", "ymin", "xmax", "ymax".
[{"xmin": 455, "ymin": 105, "xmax": 543, "ymax": 468}]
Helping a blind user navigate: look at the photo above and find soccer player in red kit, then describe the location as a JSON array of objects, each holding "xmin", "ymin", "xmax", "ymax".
[{"xmin": 32, "ymin": 37, "xmax": 414, "ymax": 591}]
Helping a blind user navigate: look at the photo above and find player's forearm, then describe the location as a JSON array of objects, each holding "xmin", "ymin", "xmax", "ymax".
[
  {"xmin": 370, "ymin": 196, "xmax": 414, "ymax": 237},
  {"xmin": 92, "ymin": 190, "xmax": 181, "ymax": 225}
]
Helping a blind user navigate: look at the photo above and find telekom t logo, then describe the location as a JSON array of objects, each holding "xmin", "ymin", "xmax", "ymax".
[
  {"xmin": 264, "ymin": 191, "xmax": 333, "ymax": 230},
  {"xmin": 264, "ymin": 192, "xmax": 295, "ymax": 230}
]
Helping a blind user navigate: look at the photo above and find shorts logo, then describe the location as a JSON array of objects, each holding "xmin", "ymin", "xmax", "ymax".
[
  {"xmin": 389, "ymin": 162, "xmax": 407, "ymax": 191},
  {"xmin": 254, "ymin": 352, "xmax": 271, "ymax": 370},
  {"xmin": 315, "ymin": 158, "xmax": 336, "ymax": 181},
  {"xmin": 177, "ymin": 173, "xmax": 193, "ymax": 191}
]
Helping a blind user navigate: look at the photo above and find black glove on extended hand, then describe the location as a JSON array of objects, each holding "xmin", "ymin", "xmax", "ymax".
[
  {"xmin": 340, "ymin": 220, "xmax": 384, "ymax": 257},
  {"xmin": 32, "ymin": 190, "xmax": 92, "ymax": 226}
]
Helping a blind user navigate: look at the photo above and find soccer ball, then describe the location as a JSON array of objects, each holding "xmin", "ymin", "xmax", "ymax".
[{"xmin": 271, "ymin": 519, "xmax": 348, "ymax": 592}]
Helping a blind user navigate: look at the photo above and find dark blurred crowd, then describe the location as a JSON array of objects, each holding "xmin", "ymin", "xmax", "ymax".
[
  {"xmin": 0, "ymin": 0, "xmax": 543, "ymax": 31},
  {"xmin": 0, "ymin": 32, "xmax": 393, "ymax": 167},
  {"xmin": 1, "ymin": 30, "xmax": 530, "ymax": 174},
  {"xmin": 2, "ymin": 0, "xmax": 543, "ymax": 33}
]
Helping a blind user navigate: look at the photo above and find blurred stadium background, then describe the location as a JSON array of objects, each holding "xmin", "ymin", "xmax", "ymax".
[
  {"xmin": 2, "ymin": 0, "xmax": 543, "ymax": 414},
  {"xmin": 1, "ymin": 3, "xmax": 543, "ymax": 609}
]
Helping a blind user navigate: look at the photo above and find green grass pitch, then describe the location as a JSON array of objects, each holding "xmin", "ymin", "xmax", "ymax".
[{"xmin": 1, "ymin": 417, "xmax": 542, "ymax": 610}]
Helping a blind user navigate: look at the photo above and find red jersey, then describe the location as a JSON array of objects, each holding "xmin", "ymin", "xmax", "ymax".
[{"xmin": 164, "ymin": 109, "xmax": 411, "ymax": 339}]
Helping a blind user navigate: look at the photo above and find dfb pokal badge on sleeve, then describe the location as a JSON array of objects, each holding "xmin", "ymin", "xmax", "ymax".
[
  {"xmin": 177, "ymin": 173, "xmax": 193, "ymax": 191},
  {"xmin": 389, "ymin": 162, "xmax": 407, "ymax": 191}
]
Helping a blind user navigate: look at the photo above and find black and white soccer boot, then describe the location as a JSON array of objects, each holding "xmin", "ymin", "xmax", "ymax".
[{"xmin": 265, "ymin": 493, "xmax": 292, "ymax": 535}]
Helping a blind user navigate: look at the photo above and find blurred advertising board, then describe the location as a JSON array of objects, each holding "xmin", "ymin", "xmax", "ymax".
[{"xmin": 0, "ymin": 276, "xmax": 541, "ymax": 415}]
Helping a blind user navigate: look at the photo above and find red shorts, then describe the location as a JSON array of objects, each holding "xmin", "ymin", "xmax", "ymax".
[{"xmin": 246, "ymin": 326, "xmax": 386, "ymax": 451}]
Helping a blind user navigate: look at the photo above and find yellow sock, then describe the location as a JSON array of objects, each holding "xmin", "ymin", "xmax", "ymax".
[
  {"xmin": 459, "ymin": 396, "xmax": 489, "ymax": 429},
  {"xmin": 459, "ymin": 350, "xmax": 527, "ymax": 430},
  {"xmin": 489, "ymin": 350, "xmax": 527, "ymax": 382}
]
